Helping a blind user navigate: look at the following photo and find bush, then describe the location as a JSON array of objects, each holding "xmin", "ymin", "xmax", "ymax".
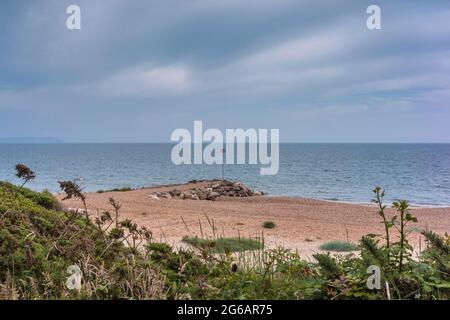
[
  {"xmin": 0, "ymin": 182, "xmax": 163, "ymax": 299},
  {"xmin": 262, "ymin": 221, "xmax": 276, "ymax": 229},
  {"xmin": 0, "ymin": 181, "xmax": 60, "ymax": 210},
  {"xmin": 98, "ymin": 187, "xmax": 133, "ymax": 193}
]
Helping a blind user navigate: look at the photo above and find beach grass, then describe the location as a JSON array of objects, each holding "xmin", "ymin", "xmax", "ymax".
[
  {"xmin": 97, "ymin": 187, "xmax": 133, "ymax": 193},
  {"xmin": 319, "ymin": 241, "xmax": 359, "ymax": 252},
  {"xmin": 182, "ymin": 236, "xmax": 263, "ymax": 253}
]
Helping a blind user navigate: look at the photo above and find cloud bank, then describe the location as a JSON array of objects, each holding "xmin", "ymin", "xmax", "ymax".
[{"xmin": 1, "ymin": 0, "xmax": 449, "ymax": 142}]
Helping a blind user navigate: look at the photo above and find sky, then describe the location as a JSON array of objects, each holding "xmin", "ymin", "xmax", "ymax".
[{"xmin": 0, "ymin": 0, "xmax": 449, "ymax": 143}]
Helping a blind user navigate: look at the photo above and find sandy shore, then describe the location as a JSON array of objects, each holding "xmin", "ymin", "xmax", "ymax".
[{"xmin": 57, "ymin": 181, "xmax": 450, "ymax": 258}]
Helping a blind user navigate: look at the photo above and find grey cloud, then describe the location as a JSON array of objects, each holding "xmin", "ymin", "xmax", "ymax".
[{"xmin": 1, "ymin": 1, "xmax": 450, "ymax": 142}]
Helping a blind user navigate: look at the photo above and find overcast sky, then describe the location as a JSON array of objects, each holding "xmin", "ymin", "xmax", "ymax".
[{"xmin": 1, "ymin": 0, "xmax": 449, "ymax": 142}]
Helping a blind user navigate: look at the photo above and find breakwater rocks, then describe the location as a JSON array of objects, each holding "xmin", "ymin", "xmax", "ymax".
[{"xmin": 149, "ymin": 180, "xmax": 265, "ymax": 201}]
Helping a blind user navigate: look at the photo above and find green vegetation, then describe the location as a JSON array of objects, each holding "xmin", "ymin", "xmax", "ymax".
[
  {"xmin": 97, "ymin": 187, "xmax": 133, "ymax": 193},
  {"xmin": 0, "ymin": 181, "xmax": 59, "ymax": 210},
  {"xmin": 0, "ymin": 166, "xmax": 449, "ymax": 300},
  {"xmin": 0, "ymin": 180, "xmax": 159, "ymax": 299},
  {"xmin": 320, "ymin": 241, "xmax": 359, "ymax": 252},
  {"xmin": 182, "ymin": 236, "xmax": 263, "ymax": 253},
  {"xmin": 262, "ymin": 221, "xmax": 276, "ymax": 229}
]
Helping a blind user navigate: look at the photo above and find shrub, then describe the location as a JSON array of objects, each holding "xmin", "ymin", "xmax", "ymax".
[
  {"xmin": 0, "ymin": 181, "xmax": 59, "ymax": 210},
  {"xmin": 262, "ymin": 221, "xmax": 276, "ymax": 229},
  {"xmin": 0, "ymin": 182, "xmax": 162, "ymax": 299},
  {"xmin": 98, "ymin": 187, "xmax": 133, "ymax": 193}
]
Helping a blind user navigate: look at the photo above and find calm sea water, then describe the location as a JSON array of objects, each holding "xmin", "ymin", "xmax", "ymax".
[{"xmin": 0, "ymin": 143, "xmax": 449, "ymax": 206}]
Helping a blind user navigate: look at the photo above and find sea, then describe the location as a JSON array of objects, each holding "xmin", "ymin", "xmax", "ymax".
[{"xmin": 0, "ymin": 143, "xmax": 449, "ymax": 206}]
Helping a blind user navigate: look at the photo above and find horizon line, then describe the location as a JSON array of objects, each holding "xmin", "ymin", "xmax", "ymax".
[{"xmin": 1, "ymin": 141, "xmax": 450, "ymax": 144}]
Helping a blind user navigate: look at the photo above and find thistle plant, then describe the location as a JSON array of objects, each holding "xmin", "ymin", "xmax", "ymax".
[
  {"xmin": 59, "ymin": 179, "xmax": 89, "ymax": 223},
  {"xmin": 108, "ymin": 197, "xmax": 122, "ymax": 228},
  {"xmin": 97, "ymin": 198, "xmax": 152, "ymax": 251},
  {"xmin": 392, "ymin": 200, "xmax": 417, "ymax": 273},
  {"xmin": 372, "ymin": 187, "xmax": 394, "ymax": 259},
  {"xmin": 15, "ymin": 163, "xmax": 35, "ymax": 188}
]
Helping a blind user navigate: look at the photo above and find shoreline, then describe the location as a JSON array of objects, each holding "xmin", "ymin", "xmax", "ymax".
[
  {"xmin": 111, "ymin": 194, "xmax": 450, "ymax": 210},
  {"xmin": 295, "ymin": 197, "xmax": 450, "ymax": 209},
  {"xmin": 56, "ymin": 180, "xmax": 450, "ymax": 257},
  {"xmin": 76, "ymin": 180, "xmax": 450, "ymax": 209}
]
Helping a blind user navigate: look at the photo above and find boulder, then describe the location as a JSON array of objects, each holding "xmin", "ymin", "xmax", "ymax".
[
  {"xmin": 207, "ymin": 191, "xmax": 220, "ymax": 200},
  {"xmin": 148, "ymin": 194, "xmax": 161, "ymax": 201},
  {"xmin": 191, "ymin": 193, "xmax": 199, "ymax": 200},
  {"xmin": 159, "ymin": 193, "xmax": 172, "ymax": 199}
]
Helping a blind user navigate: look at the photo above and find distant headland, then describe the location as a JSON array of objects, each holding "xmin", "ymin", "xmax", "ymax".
[{"xmin": 0, "ymin": 137, "xmax": 62, "ymax": 143}]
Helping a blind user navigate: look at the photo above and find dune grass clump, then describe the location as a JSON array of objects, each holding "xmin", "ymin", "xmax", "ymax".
[
  {"xmin": 262, "ymin": 221, "xmax": 276, "ymax": 229},
  {"xmin": 320, "ymin": 241, "xmax": 359, "ymax": 252},
  {"xmin": 182, "ymin": 236, "xmax": 263, "ymax": 253},
  {"xmin": 98, "ymin": 187, "xmax": 133, "ymax": 193}
]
